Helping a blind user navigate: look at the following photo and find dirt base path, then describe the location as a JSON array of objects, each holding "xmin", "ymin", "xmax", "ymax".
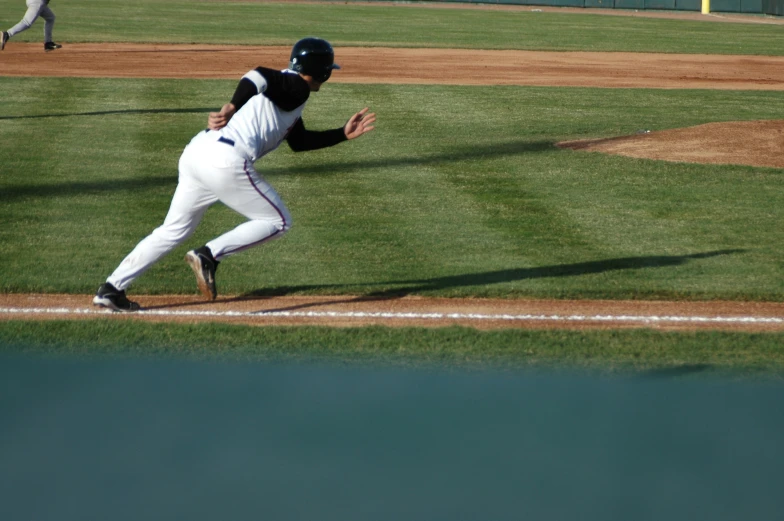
[
  {"xmin": 1, "ymin": 294, "xmax": 783, "ymax": 332},
  {"xmin": 3, "ymin": 43, "xmax": 784, "ymax": 90}
]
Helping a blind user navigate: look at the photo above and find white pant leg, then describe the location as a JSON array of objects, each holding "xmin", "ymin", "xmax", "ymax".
[
  {"xmin": 7, "ymin": 1, "xmax": 46, "ymax": 38},
  {"xmin": 107, "ymin": 145, "xmax": 218, "ymax": 290},
  {"xmin": 184, "ymin": 135, "xmax": 292, "ymax": 260}
]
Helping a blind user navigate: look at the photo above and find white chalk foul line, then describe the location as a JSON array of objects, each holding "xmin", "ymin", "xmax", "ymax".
[{"xmin": 1, "ymin": 306, "xmax": 783, "ymax": 325}]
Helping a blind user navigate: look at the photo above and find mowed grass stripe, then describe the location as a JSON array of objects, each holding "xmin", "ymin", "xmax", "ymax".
[{"xmin": 4, "ymin": 0, "xmax": 780, "ymax": 55}]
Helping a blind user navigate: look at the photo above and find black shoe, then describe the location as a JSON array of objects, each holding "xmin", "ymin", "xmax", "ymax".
[
  {"xmin": 1, "ymin": 31, "xmax": 9, "ymax": 51},
  {"xmin": 185, "ymin": 246, "xmax": 219, "ymax": 300},
  {"xmin": 44, "ymin": 41, "xmax": 62, "ymax": 52},
  {"xmin": 93, "ymin": 283, "xmax": 140, "ymax": 312}
]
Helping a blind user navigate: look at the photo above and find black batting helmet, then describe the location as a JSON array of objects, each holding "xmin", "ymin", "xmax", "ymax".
[{"xmin": 289, "ymin": 37, "xmax": 341, "ymax": 83}]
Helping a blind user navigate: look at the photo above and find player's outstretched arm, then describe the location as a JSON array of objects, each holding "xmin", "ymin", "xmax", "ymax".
[
  {"xmin": 208, "ymin": 103, "xmax": 237, "ymax": 130},
  {"xmin": 286, "ymin": 108, "xmax": 376, "ymax": 152},
  {"xmin": 344, "ymin": 108, "xmax": 376, "ymax": 140}
]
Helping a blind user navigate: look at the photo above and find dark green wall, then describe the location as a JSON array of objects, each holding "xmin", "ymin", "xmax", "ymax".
[
  {"xmin": 763, "ymin": 0, "xmax": 784, "ymax": 14},
  {"xmin": 711, "ymin": 0, "xmax": 764, "ymax": 11},
  {"xmin": 3, "ymin": 354, "xmax": 784, "ymax": 521}
]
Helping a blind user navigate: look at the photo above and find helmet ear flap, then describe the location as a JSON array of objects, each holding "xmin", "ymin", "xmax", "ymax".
[{"xmin": 313, "ymin": 68, "xmax": 332, "ymax": 83}]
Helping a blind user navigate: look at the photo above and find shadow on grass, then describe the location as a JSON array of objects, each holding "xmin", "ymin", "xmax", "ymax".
[
  {"xmin": 140, "ymin": 249, "xmax": 744, "ymax": 312},
  {"xmin": 0, "ymin": 108, "xmax": 215, "ymax": 120},
  {"xmin": 2, "ymin": 139, "xmax": 553, "ymax": 201},
  {"xmin": 2, "ymin": 175, "xmax": 179, "ymax": 200},
  {"xmin": 228, "ymin": 249, "xmax": 745, "ymax": 313}
]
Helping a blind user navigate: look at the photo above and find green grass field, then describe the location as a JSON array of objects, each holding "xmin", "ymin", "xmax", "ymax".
[{"xmin": 1, "ymin": 1, "xmax": 783, "ymax": 374}]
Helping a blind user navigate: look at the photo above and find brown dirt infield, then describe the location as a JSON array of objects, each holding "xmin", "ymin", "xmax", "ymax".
[{"xmin": 2, "ymin": 9, "xmax": 782, "ymax": 331}]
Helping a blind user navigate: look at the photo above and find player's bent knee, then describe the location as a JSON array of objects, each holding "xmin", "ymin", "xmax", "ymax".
[
  {"xmin": 270, "ymin": 221, "xmax": 291, "ymax": 239},
  {"xmin": 268, "ymin": 209, "xmax": 292, "ymax": 234},
  {"xmin": 279, "ymin": 209, "xmax": 293, "ymax": 233}
]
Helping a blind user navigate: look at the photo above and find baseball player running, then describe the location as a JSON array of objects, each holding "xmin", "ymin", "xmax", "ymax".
[
  {"xmin": 2, "ymin": 0, "xmax": 62, "ymax": 52},
  {"xmin": 93, "ymin": 37, "xmax": 376, "ymax": 312}
]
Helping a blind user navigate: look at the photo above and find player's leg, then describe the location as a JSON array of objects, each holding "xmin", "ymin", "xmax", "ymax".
[
  {"xmin": 100, "ymin": 147, "xmax": 218, "ymax": 295},
  {"xmin": 204, "ymin": 161, "xmax": 292, "ymax": 260},
  {"xmin": 180, "ymin": 139, "xmax": 291, "ymax": 299},
  {"xmin": 5, "ymin": 1, "xmax": 45, "ymax": 40}
]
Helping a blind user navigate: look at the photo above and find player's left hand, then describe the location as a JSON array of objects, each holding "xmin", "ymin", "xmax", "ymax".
[
  {"xmin": 208, "ymin": 103, "xmax": 237, "ymax": 130},
  {"xmin": 344, "ymin": 108, "xmax": 376, "ymax": 140}
]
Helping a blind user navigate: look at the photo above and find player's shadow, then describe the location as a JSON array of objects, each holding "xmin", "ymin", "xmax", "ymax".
[{"xmin": 241, "ymin": 249, "xmax": 745, "ymax": 312}]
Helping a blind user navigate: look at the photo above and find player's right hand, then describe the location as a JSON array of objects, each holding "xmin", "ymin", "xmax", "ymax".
[
  {"xmin": 344, "ymin": 107, "xmax": 376, "ymax": 140},
  {"xmin": 208, "ymin": 103, "xmax": 237, "ymax": 130}
]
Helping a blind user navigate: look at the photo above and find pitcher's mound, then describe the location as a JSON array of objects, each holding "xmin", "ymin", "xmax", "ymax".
[{"xmin": 558, "ymin": 120, "xmax": 784, "ymax": 168}]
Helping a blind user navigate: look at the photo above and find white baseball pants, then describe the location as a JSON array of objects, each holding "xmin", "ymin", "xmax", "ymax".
[
  {"xmin": 107, "ymin": 131, "xmax": 291, "ymax": 291},
  {"xmin": 7, "ymin": 1, "xmax": 55, "ymax": 42}
]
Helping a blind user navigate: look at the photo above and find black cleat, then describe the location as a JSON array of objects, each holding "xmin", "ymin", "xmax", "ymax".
[
  {"xmin": 185, "ymin": 246, "xmax": 219, "ymax": 300},
  {"xmin": 44, "ymin": 41, "xmax": 62, "ymax": 52},
  {"xmin": 1, "ymin": 31, "xmax": 8, "ymax": 51},
  {"xmin": 93, "ymin": 283, "xmax": 140, "ymax": 312}
]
